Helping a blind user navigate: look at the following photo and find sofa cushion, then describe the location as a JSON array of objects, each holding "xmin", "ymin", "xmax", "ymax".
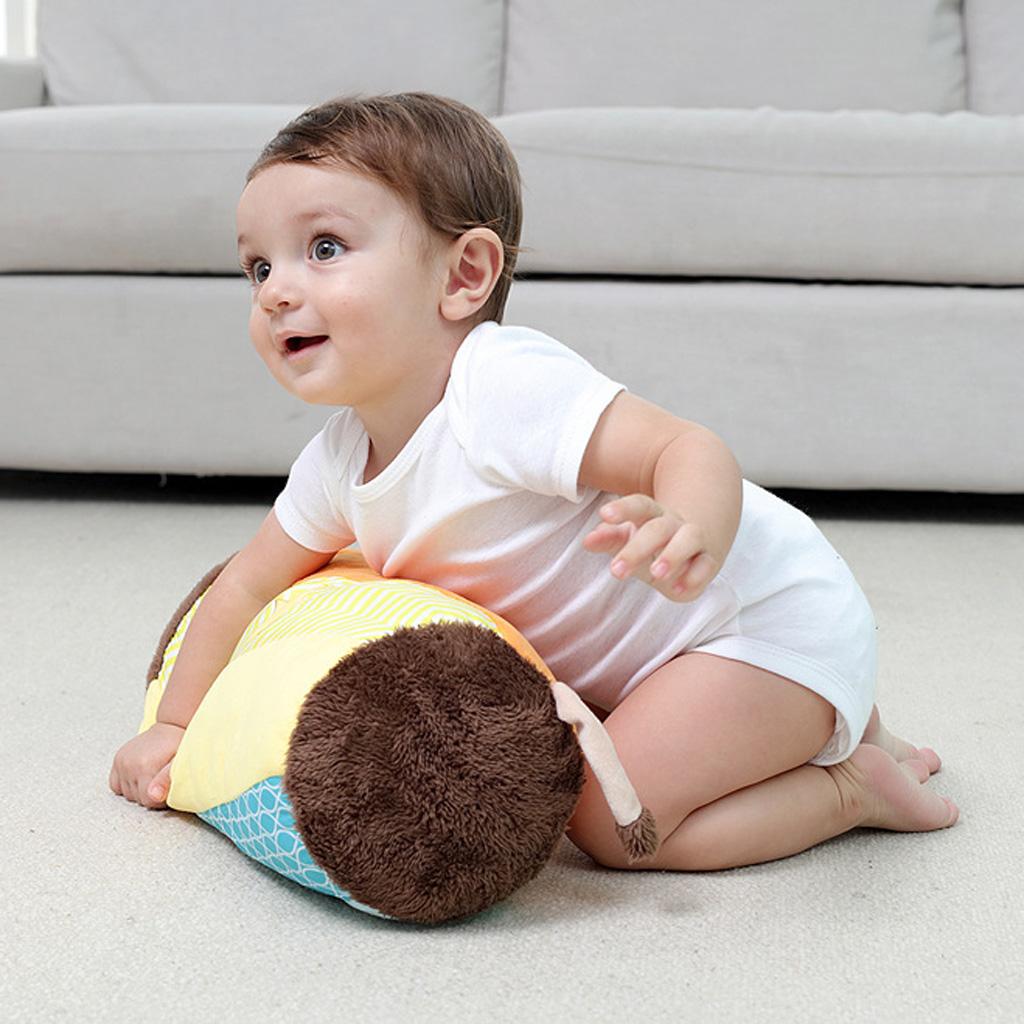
[
  {"xmin": 0, "ymin": 104, "xmax": 304, "ymax": 273},
  {"xmin": 504, "ymin": 278, "xmax": 1024, "ymax": 492},
  {"xmin": 37, "ymin": 0, "xmax": 504, "ymax": 115},
  {"xmin": 965, "ymin": 0, "xmax": 1024, "ymax": 115},
  {"xmin": 499, "ymin": 107, "xmax": 1024, "ymax": 286},
  {"xmin": 4, "ymin": 104, "xmax": 1023, "ymax": 285},
  {"xmin": 503, "ymin": 0, "xmax": 965, "ymax": 115},
  {"xmin": 4, "ymin": 274, "xmax": 1022, "ymax": 490}
]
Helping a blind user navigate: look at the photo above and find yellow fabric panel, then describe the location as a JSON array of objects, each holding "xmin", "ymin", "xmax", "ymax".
[
  {"xmin": 140, "ymin": 677, "xmax": 162, "ymax": 733},
  {"xmin": 141, "ymin": 551, "xmax": 550, "ymax": 813},
  {"xmin": 167, "ymin": 633, "xmax": 369, "ymax": 812}
]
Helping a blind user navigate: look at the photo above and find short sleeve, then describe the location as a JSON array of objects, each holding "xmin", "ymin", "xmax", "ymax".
[
  {"xmin": 273, "ymin": 414, "xmax": 356, "ymax": 552},
  {"xmin": 448, "ymin": 324, "xmax": 626, "ymax": 501}
]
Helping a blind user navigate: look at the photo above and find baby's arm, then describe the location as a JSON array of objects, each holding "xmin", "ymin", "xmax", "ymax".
[
  {"xmin": 580, "ymin": 392, "xmax": 742, "ymax": 602},
  {"xmin": 109, "ymin": 509, "xmax": 343, "ymax": 808}
]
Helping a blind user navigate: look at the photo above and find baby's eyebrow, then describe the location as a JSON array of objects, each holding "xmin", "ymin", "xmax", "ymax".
[
  {"xmin": 237, "ymin": 206, "xmax": 363, "ymax": 250},
  {"xmin": 299, "ymin": 205, "xmax": 364, "ymax": 226}
]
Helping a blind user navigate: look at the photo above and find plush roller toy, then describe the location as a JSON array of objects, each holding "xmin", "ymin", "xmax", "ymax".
[{"xmin": 141, "ymin": 551, "xmax": 659, "ymax": 924}]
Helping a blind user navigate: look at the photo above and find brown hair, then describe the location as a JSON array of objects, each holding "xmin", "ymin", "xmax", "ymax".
[{"xmin": 247, "ymin": 92, "xmax": 524, "ymax": 326}]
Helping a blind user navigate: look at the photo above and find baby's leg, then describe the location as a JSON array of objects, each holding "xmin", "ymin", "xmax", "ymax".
[{"xmin": 565, "ymin": 652, "xmax": 957, "ymax": 871}]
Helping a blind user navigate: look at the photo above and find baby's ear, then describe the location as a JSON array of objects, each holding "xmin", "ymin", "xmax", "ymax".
[{"xmin": 440, "ymin": 228, "xmax": 503, "ymax": 322}]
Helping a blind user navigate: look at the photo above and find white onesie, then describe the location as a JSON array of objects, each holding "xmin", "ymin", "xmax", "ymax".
[{"xmin": 273, "ymin": 321, "xmax": 877, "ymax": 765}]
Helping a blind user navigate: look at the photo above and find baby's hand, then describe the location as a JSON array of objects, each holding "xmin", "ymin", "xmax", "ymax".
[
  {"xmin": 109, "ymin": 722, "xmax": 184, "ymax": 809},
  {"xmin": 583, "ymin": 494, "xmax": 720, "ymax": 603}
]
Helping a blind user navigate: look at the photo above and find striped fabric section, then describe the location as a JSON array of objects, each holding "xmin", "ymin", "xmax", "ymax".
[
  {"xmin": 151, "ymin": 571, "xmax": 500, "ymax": 700},
  {"xmin": 233, "ymin": 574, "xmax": 499, "ymax": 654},
  {"xmin": 151, "ymin": 594, "xmax": 204, "ymax": 694}
]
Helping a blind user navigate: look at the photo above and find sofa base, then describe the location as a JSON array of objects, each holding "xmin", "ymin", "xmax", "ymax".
[
  {"xmin": 2, "ymin": 275, "xmax": 1020, "ymax": 491},
  {"xmin": 508, "ymin": 278, "xmax": 1024, "ymax": 493}
]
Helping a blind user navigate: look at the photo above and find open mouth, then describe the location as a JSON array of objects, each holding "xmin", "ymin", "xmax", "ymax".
[{"xmin": 285, "ymin": 335, "xmax": 328, "ymax": 354}]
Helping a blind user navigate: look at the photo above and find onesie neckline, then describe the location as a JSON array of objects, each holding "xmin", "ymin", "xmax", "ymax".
[{"xmin": 348, "ymin": 320, "xmax": 498, "ymax": 502}]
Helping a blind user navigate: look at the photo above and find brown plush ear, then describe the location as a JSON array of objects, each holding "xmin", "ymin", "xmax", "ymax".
[
  {"xmin": 146, "ymin": 554, "xmax": 237, "ymax": 685},
  {"xmin": 284, "ymin": 621, "xmax": 584, "ymax": 925}
]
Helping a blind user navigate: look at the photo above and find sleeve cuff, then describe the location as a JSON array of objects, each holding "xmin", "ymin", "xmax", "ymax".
[
  {"xmin": 558, "ymin": 380, "xmax": 627, "ymax": 502},
  {"xmin": 273, "ymin": 492, "xmax": 348, "ymax": 553}
]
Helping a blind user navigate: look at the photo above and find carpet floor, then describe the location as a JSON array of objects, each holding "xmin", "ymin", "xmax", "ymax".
[{"xmin": 2, "ymin": 473, "xmax": 1021, "ymax": 1023}]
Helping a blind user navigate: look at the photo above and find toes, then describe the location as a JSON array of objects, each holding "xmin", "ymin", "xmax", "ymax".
[
  {"xmin": 912, "ymin": 792, "xmax": 959, "ymax": 832},
  {"xmin": 899, "ymin": 758, "xmax": 931, "ymax": 784},
  {"xmin": 942, "ymin": 797, "xmax": 960, "ymax": 827},
  {"xmin": 891, "ymin": 739, "xmax": 942, "ymax": 775},
  {"xmin": 849, "ymin": 744, "xmax": 959, "ymax": 832}
]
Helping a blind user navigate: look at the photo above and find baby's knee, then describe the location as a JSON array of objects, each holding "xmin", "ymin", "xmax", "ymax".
[
  {"xmin": 565, "ymin": 815, "xmax": 652, "ymax": 871},
  {"xmin": 567, "ymin": 802, "xmax": 713, "ymax": 872},
  {"xmin": 565, "ymin": 772, "xmax": 685, "ymax": 871}
]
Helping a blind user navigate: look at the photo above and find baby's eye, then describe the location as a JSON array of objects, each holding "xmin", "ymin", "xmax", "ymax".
[
  {"xmin": 241, "ymin": 257, "xmax": 270, "ymax": 284},
  {"xmin": 311, "ymin": 237, "xmax": 345, "ymax": 262}
]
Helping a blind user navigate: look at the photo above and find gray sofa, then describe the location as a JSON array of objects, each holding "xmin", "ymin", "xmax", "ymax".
[{"xmin": 1, "ymin": 0, "xmax": 1022, "ymax": 491}]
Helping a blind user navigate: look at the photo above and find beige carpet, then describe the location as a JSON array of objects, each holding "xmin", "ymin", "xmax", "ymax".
[{"xmin": 2, "ymin": 473, "xmax": 1021, "ymax": 1023}]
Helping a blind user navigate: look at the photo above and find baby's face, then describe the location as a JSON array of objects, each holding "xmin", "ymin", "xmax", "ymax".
[{"xmin": 236, "ymin": 161, "xmax": 451, "ymax": 408}]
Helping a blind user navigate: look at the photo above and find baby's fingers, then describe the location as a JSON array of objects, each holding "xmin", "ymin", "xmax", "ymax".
[
  {"xmin": 600, "ymin": 494, "xmax": 664, "ymax": 526},
  {"xmin": 645, "ymin": 523, "xmax": 714, "ymax": 597},
  {"xmin": 109, "ymin": 759, "xmax": 139, "ymax": 804},
  {"xmin": 145, "ymin": 762, "xmax": 173, "ymax": 809},
  {"xmin": 664, "ymin": 551, "xmax": 718, "ymax": 601},
  {"xmin": 609, "ymin": 517, "xmax": 678, "ymax": 579},
  {"xmin": 583, "ymin": 521, "xmax": 633, "ymax": 552}
]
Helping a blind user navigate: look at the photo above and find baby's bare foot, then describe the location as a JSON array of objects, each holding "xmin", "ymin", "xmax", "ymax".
[
  {"xmin": 830, "ymin": 743, "xmax": 958, "ymax": 832},
  {"xmin": 861, "ymin": 704, "xmax": 941, "ymax": 775}
]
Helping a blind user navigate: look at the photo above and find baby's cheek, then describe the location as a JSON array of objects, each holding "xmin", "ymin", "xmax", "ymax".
[{"xmin": 249, "ymin": 316, "xmax": 272, "ymax": 352}]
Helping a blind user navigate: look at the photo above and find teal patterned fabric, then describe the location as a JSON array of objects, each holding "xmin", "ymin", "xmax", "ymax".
[{"xmin": 198, "ymin": 777, "xmax": 392, "ymax": 919}]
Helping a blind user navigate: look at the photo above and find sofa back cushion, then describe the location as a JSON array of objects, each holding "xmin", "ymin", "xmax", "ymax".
[
  {"xmin": 37, "ymin": 0, "xmax": 504, "ymax": 115},
  {"xmin": 503, "ymin": 0, "xmax": 965, "ymax": 114},
  {"xmin": 965, "ymin": 0, "xmax": 1024, "ymax": 114}
]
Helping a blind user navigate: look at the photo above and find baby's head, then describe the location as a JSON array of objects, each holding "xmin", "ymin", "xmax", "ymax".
[
  {"xmin": 242, "ymin": 92, "xmax": 522, "ymax": 323},
  {"xmin": 237, "ymin": 93, "xmax": 523, "ymax": 407}
]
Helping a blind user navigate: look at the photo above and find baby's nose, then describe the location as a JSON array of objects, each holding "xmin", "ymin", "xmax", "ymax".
[{"xmin": 260, "ymin": 269, "xmax": 302, "ymax": 312}]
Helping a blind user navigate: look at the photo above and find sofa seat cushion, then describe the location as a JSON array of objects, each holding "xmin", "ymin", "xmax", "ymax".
[
  {"xmin": 3, "ymin": 104, "xmax": 1023, "ymax": 285},
  {"xmin": 0, "ymin": 104, "xmax": 304, "ymax": 273},
  {"xmin": 499, "ymin": 107, "xmax": 1024, "ymax": 285},
  {"xmin": 3, "ymin": 273, "xmax": 1022, "ymax": 490}
]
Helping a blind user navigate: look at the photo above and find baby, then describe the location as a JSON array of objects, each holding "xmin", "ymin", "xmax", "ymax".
[{"xmin": 110, "ymin": 92, "xmax": 958, "ymax": 870}]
